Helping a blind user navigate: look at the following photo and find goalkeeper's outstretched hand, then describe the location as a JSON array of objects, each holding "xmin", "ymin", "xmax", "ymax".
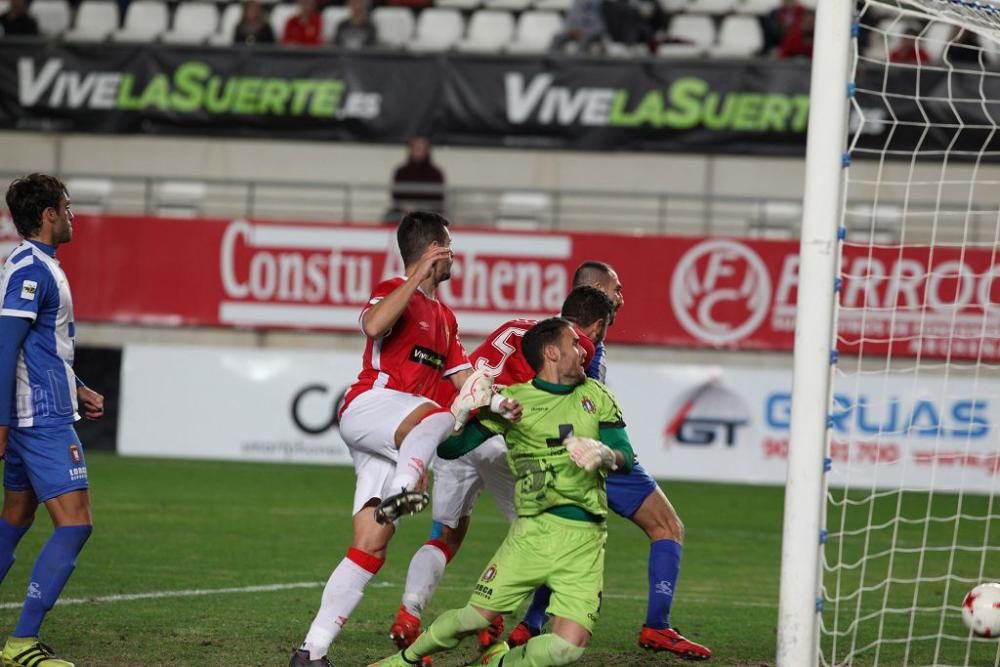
[{"xmin": 564, "ymin": 436, "xmax": 618, "ymax": 472}]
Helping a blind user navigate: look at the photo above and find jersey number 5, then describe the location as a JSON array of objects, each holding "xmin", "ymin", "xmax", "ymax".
[{"xmin": 475, "ymin": 326, "xmax": 528, "ymax": 376}]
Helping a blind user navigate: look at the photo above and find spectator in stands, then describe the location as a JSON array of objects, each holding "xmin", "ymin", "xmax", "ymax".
[
  {"xmin": 550, "ymin": 0, "xmax": 606, "ymax": 54},
  {"xmin": 234, "ymin": 0, "xmax": 275, "ymax": 44},
  {"xmin": 333, "ymin": 0, "xmax": 377, "ymax": 49},
  {"xmin": 889, "ymin": 27, "xmax": 930, "ymax": 64},
  {"xmin": 389, "ymin": 137, "xmax": 446, "ymax": 219},
  {"xmin": 603, "ymin": 0, "xmax": 664, "ymax": 52},
  {"xmin": 945, "ymin": 26, "xmax": 981, "ymax": 64},
  {"xmin": 762, "ymin": 0, "xmax": 806, "ymax": 54},
  {"xmin": 282, "ymin": 0, "xmax": 322, "ymax": 46},
  {"xmin": 0, "ymin": 0, "xmax": 39, "ymax": 37},
  {"xmin": 776, "ymin": 8, "xmax": 813, "ymax": 59}
]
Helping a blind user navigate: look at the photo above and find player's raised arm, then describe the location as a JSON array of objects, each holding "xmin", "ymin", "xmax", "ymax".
[{"xmin": 361, "ymin": 244, "xmax": 452, "ymax": 338}]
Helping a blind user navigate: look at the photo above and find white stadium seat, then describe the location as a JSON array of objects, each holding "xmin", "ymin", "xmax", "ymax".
[
  {"xmin": 689, "ymin": 0, "xmax": 737, "ymax": 13},
  {"xmin": 111, "ymin": 0, "xmax": 169, "ymax": 42},
  {"xmin": 657, "ymin": 14, "xmax": 714, "ymax": 57},
  {"xmin": 270, "ymin": 3, "xmax": 299, "ymax": 39},
  {"xmin": 208, "ymin": 3, "xmax": 243, "ymax": 45},
  {"xmin": 507, "ymin": 11, "xmax": 562, "ymax": 53},
  {"xmin": 30, "ymin": 0, "xmax": 71, "ymax": 36},
  {"xmin": 64, "ymin": 178, "xmax": 113, "ymax": 214},
  {"xmin": 709, "ymin": 14, "xmax": 763, "ymax": 57},
  {"xmin": 658, "ymin": 0, "xmax": 690, "ymax": 12},
  {"xmin": 437, "ymin": 0, "xmax": 480, "ymax": 10},
  {"xmin": 63, "ymin": 0, "xmax": 119, "ymax": 42},
  {"xmin": 738, "ymin": 0, "xmax": 779, "ymax": 14},
  {"xmin": 371, "ymin": 7, "xmax": 414, "ymax": 47},
  {"xmin": 407, "ymin": 8, "xmax": 464, "ymax": 52},
  {"xmin": 484, "ymin": 0, "xmax": 531, "ymax": 11},
  {"xmin": 155, "ymin": 181, "xmax": 207, "ymax": 218},
  {"xmin": 496, "ymin": 191, "xmax": 552, "ymax": 229},
  {"xmin": 162, "ymin": 3, "xmax": 219, "ymax": 44},
  {"xmin": 456, "ymin": 10, "xmax": 515, "ymax": 52},
  {"xmin": 534, "ymin": 0, "xmax": 572, "ymax": 10},
  {"xmin": 321, "ymin": 6, "xmax": 349, "ymax": 42}
]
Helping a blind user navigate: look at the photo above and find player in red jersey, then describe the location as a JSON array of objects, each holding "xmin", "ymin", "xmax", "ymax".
[
  {"xmin": 290, "ymin": 211, "xmax": 519, "ymax": 667},
  {"xmin": 387, "ymin": 286, "xmax": 615, "ymax": 658}
]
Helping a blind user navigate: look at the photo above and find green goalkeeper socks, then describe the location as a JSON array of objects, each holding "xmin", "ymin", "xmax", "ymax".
[
  {"xmin": 502, "ymin": 634, "xmax": 585, "ymax": 667},
  {"xmin": 404, "ymin": 605, "xmax": 490, "ymax": 659}
]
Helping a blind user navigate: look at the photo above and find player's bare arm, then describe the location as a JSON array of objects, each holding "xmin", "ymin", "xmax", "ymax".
[
  {"xmin": 77, "ymin": 386, "xmax": 104, "ymax": 421},
  {"xmin": 361, "ymin": 245, "xmax": 452, "ymax": 338}
]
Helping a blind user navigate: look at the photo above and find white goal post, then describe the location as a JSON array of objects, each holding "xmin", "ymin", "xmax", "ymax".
[{"xmin": 778, "ymin": 0, "xmax": 1000, "ymax": 665}]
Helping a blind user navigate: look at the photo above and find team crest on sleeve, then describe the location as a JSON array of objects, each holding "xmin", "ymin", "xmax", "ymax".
[
  {"xmin": 581, "ymin": 397, "xmax": 595, "ymax": 413},
  {"xmin": 482, "ymin": 563, "xmax": 498, "ymax": 582},
  {"xmin": 20, "ymin": 280, "xmax": 37, "ymax": 300}
]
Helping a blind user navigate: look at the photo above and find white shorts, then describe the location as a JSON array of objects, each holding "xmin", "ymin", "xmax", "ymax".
[
  {"xmin": 432, "ymin": 434, "xmax": 517, "ymax": 528},
  {"xmin": 340, "ymin": 387, "xmax": 440, "ymax": 516}
]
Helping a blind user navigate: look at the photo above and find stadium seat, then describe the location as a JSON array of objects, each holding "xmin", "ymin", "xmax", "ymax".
[
  {"xmin": 371, "ymin": 7, "xmax": 414, "ymax": 47},
  {"xmin": 658, "ymin": 0, "xmax": 690, "ymax": 12},
  {"xmin": 437, "ymin": 0, "xmax": 480, "ymax": 10},
  {"xmin": 270, "ymin": 2, "xmax": 299, "ymax": 38},
  {"xmin": 155, "ymin": 181, "xmax": 207, "ymax": 218},
  {"xmin": 322, "ymin": 6, "xmax": 349, "ymax": 41},
  {"xmin": 534, "ymin": 0, "xmax": 572, "ymax": 10},
  {"xmin": 65, "ymin": 178, "xmax": 113, "ymax": 214},
  {"xmin": 709, "ymin": 14, "xmax": 762, "ymax": 57},
  {"xmin": 456, "ymin": 10, "xmax": 515, "ymax": 52},
  {"xmin": 63, "ymin": 0, "xmax": 119, "ymax": 42},
  {"xmin": 506, "ymin": 11, "xmax": 561, "ymax": 53},
  {"xmin": 161, "ymin": 3, "xmax": 219, "ymax": 44},
  {"xmin": 484, "ymin": 0, "xmax": 531, "ymax": 11},
  {"xmin": 208, "ymin": 3, "xmax": 244, "ymax": 45},
  {"xmin": 111, "ymin": 0, "xmax": 169, "ymax": 41},
  {"xmin": 738, "ymin": 0, "xmax": 779, "ymax": 14},
  {"xmin": 407, "ymin": 8, "xmax": 464, "ymax": 51},
  {"xmin": 496, "ymin": 191, "xmax": 552, "ymax": 229},
  {"xmin": 30, "ymin": 0, "xmax": 71, "ymax": 36},
  {"xmin": 657, "ymin": 14, "xmax": 714, "ymax": 57},
  {"xmin": 689, "ymin": 0, "xmax": 737, "ymax": 12}
]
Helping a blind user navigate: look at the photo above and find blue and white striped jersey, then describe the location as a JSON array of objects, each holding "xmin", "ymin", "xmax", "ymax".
[{"xmin": 0, "ymin": 240, "xmax": 78, "ymax": 427}]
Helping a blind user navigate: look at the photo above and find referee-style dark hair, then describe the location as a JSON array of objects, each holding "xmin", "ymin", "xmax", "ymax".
[
  {"xmin": 522, "ymin": 317, "xmax": 571, "ymax": 373},
  {"xmin": 561, "ymin": 286, "xmax": 614, "ymax": 328},
  {"xmin": 5, "ymin": 173, "xmax": 67, "ymax": 239},
  {"xmin": 397, "ymin": 211, "xmax": 451, "ymax": 266},
  {"xmin": 572, "ymin": 260, "xmax": 614, "ymax": 288}
]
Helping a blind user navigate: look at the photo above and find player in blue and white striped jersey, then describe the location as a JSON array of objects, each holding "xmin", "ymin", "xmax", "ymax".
[{"xmin": 0, "ymin": 174, "xmax": 104, "ymax": 667}]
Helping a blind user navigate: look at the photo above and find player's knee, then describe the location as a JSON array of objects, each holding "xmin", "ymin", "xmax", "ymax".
[
  {"xmin": 547, "ymin": 635, "xmax": 585, "ymax": 665},
  {"xmin": 636, "ymin": 493, "xmax": 684, "ymax": 543}
]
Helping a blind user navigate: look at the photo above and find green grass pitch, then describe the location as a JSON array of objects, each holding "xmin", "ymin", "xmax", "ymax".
[{"xmin": 0, "ymin": 453, "xmax": 996, "ymax": 666}]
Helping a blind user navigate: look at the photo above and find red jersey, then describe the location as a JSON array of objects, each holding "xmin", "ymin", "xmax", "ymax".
[
  {"xmin": 431, "ymin": 318, "xmax": 597, "ymax": 405},
  {"xmin": 282, "ymin": 12, "xmax": 322, "ymax": 45},
  {"xmin": 342, "ymin": 277, "xmax": 470, "ymax": 411}
]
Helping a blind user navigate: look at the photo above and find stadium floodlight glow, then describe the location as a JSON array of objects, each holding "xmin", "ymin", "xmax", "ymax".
[{"xmin": 779, "ymin": 0, "xmax": 1000, "ymax": 665}]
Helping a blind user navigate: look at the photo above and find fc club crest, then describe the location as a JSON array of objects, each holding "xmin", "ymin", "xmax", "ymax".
[{"xmin": 68, "ymin": 444, "xmax": 82, "ymax": 464}]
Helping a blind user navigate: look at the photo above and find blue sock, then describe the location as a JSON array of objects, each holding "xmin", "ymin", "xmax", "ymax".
[
  {"xmin": 522, "ymin": 585, "xmax": 552, "ymax": 634},
  {"xmin": 14, "ymin": 525, "xmax": 92, "ymax": 638},
  {"xmin": 0, "ymin": 519, "xmax": 31, "ymax": 584},
  {"xmin": 646, "ymin": 539, "xmax": 682, "ymax": 630}
]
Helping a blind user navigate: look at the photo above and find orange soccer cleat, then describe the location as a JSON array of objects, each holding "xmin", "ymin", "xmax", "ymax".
[
  {"xmin": 476, "ymin": 616, "xmax": 505, "ymax": 649},
  {"xmin": 388, "ymin": 606, "xmax": 432, "ymax": 666},
  {"xmin": 638, "ymin": 626, "xmax": 712, "ymax": 661}
]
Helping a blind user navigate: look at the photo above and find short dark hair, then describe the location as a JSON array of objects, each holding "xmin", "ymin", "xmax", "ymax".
[
  {"xmin": 572, "ymin": 260, "xmax": 614, "ymax": 288},
  {"xmin": 5, "ymin": 173, "xmax": 66, "ymax": 238},
  {"xmin": 560, "ymin": 286, "xmax": 614, "ymax": 328},
  {"xmin": 397, "ymin": 210, "xmax": 451, "ymax": 266},
  {"xmin": 522, "ymin": 317, "xmax": 571, "ymax": 373}
]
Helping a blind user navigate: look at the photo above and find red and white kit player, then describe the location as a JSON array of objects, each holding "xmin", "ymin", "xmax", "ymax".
[
  {"xmin": 290, "ymin": 211, "xmax": 519, "ymax": 667},
  {"xmin": 388, "ymin": 286, "xmax": 616, "ymax": 656}
]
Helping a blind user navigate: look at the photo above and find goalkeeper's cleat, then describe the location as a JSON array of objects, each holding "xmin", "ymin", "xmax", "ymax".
[
  {"xmin": 288, "ymin": 648, "xmax": 333, "ymax": 667},
  {"xmin": 638, "ymin": 626, "xmax": 713, "ymax": 661},
  {"xmin": 476, "ymin": 615, "xmax": 505, "ymax": 649},
  {"xmin": 466, "ymin": 642, "xmax": 508, "ymax": 666},
  {"xmin": 506, "ymin": 622, "xmax": 538, "ymax": 648},
  {"xmin": 2, "ymin": 638, "xmax": 74, "ymax": 667},
  {"xmin": 451, "ymin": 369, "xmax": 494, "ymax": 432},
  {"xmin": 375, "ymin": 489, "xmax": 430, "ymax": 524},
  {"xmin": 366, "ymin": 649, "xmax": 426, "ymax": 667},
  {"xmin": 388, "ymin": 607, "xmax": 433, "ymax": 666}
]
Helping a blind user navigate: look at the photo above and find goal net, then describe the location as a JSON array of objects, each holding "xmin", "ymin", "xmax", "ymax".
[{"xmin": 780, "ymin": 0, "xmax": 1000, "ymax": 665}]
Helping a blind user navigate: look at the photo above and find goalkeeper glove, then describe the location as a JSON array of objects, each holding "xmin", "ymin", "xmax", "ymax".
[
  {"xmin": 564, "ymin": 436, "xmax": 618, "ymax": 472},
  {"xmin": 450, "ymin": 368, "xmax": 494, "ymax": 432}
]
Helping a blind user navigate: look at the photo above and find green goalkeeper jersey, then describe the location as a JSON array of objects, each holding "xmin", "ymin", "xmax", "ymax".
[{"xmin": 440, "ymin": 377, "xmax": 634, "ymax": 521}]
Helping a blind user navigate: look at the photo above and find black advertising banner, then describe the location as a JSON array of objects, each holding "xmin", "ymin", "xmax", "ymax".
[{"xmin": 2, "ymin": 42, "xmax": 999, "ymax": 157}]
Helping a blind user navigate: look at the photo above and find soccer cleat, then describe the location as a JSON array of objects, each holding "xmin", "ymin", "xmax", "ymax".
[
  {"xmin": 638, "ymin": 626, "xmax": 713, "ymax": 661},
  {"xmin": 288, "ymin": 648, "xmax": 333, "ymax": 667},
  {"xmin": 506, "ymin": 622, "xmax": 538, "ymax": 648},
  {"xmin": 2, "ymin": 638, "xmax": 74, "ymax": 667},
  {"xmin": 375, "ymin": 489, "xmax": 430, "ymax": 524},
  {"xmin": 388, "ymin": 607, "xmax": 433, "ymax": 666},
  {"xmin": 466, "ymin": 642, "xmax": 508, "ymax": 666},
  {"xmin": 476, "ymin": 615, "xmax": 505, "ymax": 649},
  {"xmin": 450, "ymin": 368, "xmax": 495, "ymax": 432}
]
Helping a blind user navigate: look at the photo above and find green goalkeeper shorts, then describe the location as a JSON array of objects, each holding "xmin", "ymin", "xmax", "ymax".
[{"xmin": 469, "ymin": 512, "xmax": 607, "ymax": 633}]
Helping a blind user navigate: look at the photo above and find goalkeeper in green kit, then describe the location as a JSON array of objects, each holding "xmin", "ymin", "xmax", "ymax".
[{"xmin": 368, "ymin": 316, "xmax": 634, "ymax": 667}]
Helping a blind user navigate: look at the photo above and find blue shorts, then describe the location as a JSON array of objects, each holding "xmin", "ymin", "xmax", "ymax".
[
  {"xmin": 607, "ymin": 461, "xmax": 658, "ymax": 518},
  {"xmin": 4, "ymin": 424, "xmax": 89, "ymax": 502}
]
